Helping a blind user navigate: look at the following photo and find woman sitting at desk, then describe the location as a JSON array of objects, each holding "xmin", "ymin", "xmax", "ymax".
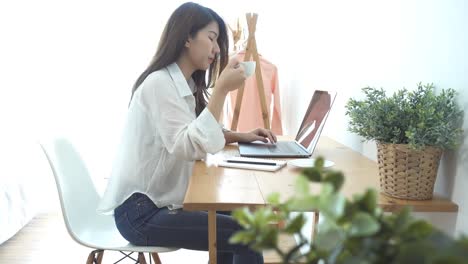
[{"xmin": 97, "ymin": 2, "xmax": 276, "ymax": 264}]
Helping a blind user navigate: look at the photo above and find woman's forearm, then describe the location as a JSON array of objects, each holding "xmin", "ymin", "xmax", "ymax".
[
  {"xmin": 206, "ymin": 88, "xmax": 228, "ymax": 121},
  {"xmin": 223, "ymin": 130, "xmax": 244, "ymax": 145}
]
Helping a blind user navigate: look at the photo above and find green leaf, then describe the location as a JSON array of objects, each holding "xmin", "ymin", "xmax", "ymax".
[
  {"xmin": 404, "ymin": 220, "xmax": 434, "ymax": 240},
  {"xmin": 231, "ymin": 207, "xmax": 254, "ymax": 228},
  {"xmin": 323, "ymin": 171, "xmax": 345, "ymax": 191},
  {"xmin": 320, "ymin": 183, "xmax": 334, "ymax": 198},
  {"xmin": 252, "ymin": 228, "xmax": 278, "ymax": 251},
  {"xmin": 253, "ymin": 208, "xmax": 277, "ymax": 229},
  {"xmin": 317, "ymin": 214, "xmax": 339, "ymax": 232},
  {"xmin": 393, "ymin": 207, "xmax": 412, "ymax": 234},
  {"xmin": 349, "ymin": 212, "xmax": 380, "ymax": 237},
  {"xmin": 229, "ymin": 230, "xmax": 256, "ymax": 245},
  {"xmin": 267, "ymin": 192, "xmax": 280, "ymax": 205},
  {"xmin": 284, "ymin": 213, "xmax": 306, "ymax": 234},
  {"xmin": 302, "ymin": 167, "xmax": 322, "ymax": 182},
  {"xmin": 354, "ymin": 189, "xmax": 378, "ymax": 215},
  {"xmin": 314, "ymin": 156, "xmax": 325, "ymax": 170},
  {"xmin": 326, "ymin": 193, "xmax": 346, "ymax": 219},
  {"xmin": 295, "ymin": 175, "xmax": 310, "ymax": 197},
  {"xmin": 288, "ymin": 195, "xmax": 320, "ymax": 211},
  {"xmin": 315, "ymin": 227, "xmax": 346, "ymax": 251}
]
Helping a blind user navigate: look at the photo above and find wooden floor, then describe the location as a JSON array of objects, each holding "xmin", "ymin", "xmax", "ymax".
[
  {"xmin": 0, "ymin": 212, "xmax": 207, "ymax": 264},
  {"xmin": 0, "ymin": 212, "xmax": 299, "ymax": 264}
]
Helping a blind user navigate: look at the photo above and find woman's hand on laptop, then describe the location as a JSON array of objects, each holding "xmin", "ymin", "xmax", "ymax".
[{"xmin": 240, "ymin": 128, "xmax": 277, "ymax": 144}]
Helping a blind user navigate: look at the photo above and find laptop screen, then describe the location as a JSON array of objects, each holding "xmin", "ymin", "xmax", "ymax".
[{"xmin": 295, "ymin": 90, "xmax": 337, "ymax": 152}]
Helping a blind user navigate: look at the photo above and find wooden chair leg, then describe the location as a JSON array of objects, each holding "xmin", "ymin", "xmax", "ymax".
[
  {"xmin": 138, "ymin": 252, "xmax": 147, "ymax": 264},
  {"xmin": 96, "ymin": 250, "xmax": 104, "ymax": 264},
  {"xmin": 86, "ymin": 250, "xmax": 104, "ymax": 264},
  {"xmin": 151, "ymin": 253, "xmax": 162, "ymax": 264},
  {"xmin": 86, "ymin": 251, "xmax": 95, "ymax": 264}
]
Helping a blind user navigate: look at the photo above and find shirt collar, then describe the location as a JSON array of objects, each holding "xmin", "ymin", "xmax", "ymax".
[{"xmin": 167, "ymin": 62, "xmax": 196, "ymax": 97}]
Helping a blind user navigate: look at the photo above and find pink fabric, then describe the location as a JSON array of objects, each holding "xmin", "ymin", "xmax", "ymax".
[{"xmin": 225, "ymin": 51, "xmax": 283, "ymax": 135}]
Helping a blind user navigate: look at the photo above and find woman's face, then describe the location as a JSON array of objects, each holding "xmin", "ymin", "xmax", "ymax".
[{"xmin": 185, "ymin": 21, "xmax": 220, "ymax": 71}]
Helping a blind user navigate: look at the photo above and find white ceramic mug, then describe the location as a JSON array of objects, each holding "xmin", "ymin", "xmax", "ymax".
[{"xmin": 240, "ymin": 61, "xmax": 256, "ymax": 77}]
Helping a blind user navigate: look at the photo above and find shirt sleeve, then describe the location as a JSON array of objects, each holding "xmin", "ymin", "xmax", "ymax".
[{"xmin": 143, "ymin": 74, "xmax": 225, "ymax": 160}]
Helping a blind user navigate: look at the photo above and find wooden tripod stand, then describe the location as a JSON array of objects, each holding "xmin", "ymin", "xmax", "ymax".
[{"xmin": 230, "ymin": 13, "xmax": 270, "ymax": 131}]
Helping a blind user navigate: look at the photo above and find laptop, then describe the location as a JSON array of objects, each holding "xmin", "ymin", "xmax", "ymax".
[{"xmin": 238, "ymin": 90, "xmax": 337, "ymax": 158}]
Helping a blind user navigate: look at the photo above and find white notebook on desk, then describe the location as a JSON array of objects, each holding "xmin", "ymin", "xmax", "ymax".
[{"xmin": 218, "ymin": 157, "xmax": 287, "ymax": 172}]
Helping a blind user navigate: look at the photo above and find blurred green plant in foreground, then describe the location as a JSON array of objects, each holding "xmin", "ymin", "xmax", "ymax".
[{"xmin": 229, "ymin": 157, "xmax": 468, "ymax": 264}]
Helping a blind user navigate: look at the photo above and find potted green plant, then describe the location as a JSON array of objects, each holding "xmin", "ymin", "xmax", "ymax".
[
  {"xmin": 230, "ymin": 158, "xmax": 468, "ymax": 264},
  {"xmin": 345, "ymin": 83, "xmax": 463, "ymax": 200}
]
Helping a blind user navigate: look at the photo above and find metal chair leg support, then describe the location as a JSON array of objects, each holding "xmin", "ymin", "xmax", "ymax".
[{"xmin": 113, "ymin": 251, "xmax": 137, "ymax": 263}]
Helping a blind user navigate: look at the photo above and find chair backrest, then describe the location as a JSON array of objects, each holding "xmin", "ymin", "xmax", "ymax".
[{"xmin": 40, "ymin": 138, "xmax": 107, "ymax": 241}]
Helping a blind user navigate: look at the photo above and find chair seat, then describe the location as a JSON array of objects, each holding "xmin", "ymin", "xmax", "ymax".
[{"xmin": 75, "ymin": 229, "xmax": 178, "ymax": 253}]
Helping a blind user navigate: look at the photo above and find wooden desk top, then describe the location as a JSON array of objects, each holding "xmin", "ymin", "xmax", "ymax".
[{"xmin": 183, "ymin": 137, "xmax": 458, "ymax": 213}]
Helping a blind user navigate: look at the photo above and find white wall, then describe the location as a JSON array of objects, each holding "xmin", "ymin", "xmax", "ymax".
[{"xmin": 278, "ymin": 0, "xmax": 468, "ymax": 236}]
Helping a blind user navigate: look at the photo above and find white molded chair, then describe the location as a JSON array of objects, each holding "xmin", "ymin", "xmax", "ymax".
[{"xmin": 40, "ymin": 138, "xmax": 179, "ymax": 264}]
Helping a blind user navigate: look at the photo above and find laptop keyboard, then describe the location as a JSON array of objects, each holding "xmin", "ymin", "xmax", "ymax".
[{"xmin": 267, "ymin": 141, "xmax": 301, "ymax": 153}]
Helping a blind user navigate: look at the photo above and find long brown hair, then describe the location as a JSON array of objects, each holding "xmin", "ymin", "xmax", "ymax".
[{"xmin": 130, "ymin": 2, "xmax": 228, "ymax": 116}]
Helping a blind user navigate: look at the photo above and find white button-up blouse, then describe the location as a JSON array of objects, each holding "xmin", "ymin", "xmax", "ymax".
[{"xmin": 97, "ymin": 63, "xmax": 225, "ymax": 214}]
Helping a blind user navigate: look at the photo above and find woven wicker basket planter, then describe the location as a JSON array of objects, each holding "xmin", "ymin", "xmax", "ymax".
[{"xmin": 377, "ymin": 142, "xmax": 443, "ymax": 200}]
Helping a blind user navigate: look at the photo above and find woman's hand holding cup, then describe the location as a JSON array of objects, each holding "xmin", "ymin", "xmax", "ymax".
[{"xmin": 216, "ymin": 57, "xmax": 246, "ymax": 93}]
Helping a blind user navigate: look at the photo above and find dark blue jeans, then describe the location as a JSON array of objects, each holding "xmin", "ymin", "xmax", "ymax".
[{"xmin": 114, "ymin": 192, "xmax": 263, "ymax": 264}]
